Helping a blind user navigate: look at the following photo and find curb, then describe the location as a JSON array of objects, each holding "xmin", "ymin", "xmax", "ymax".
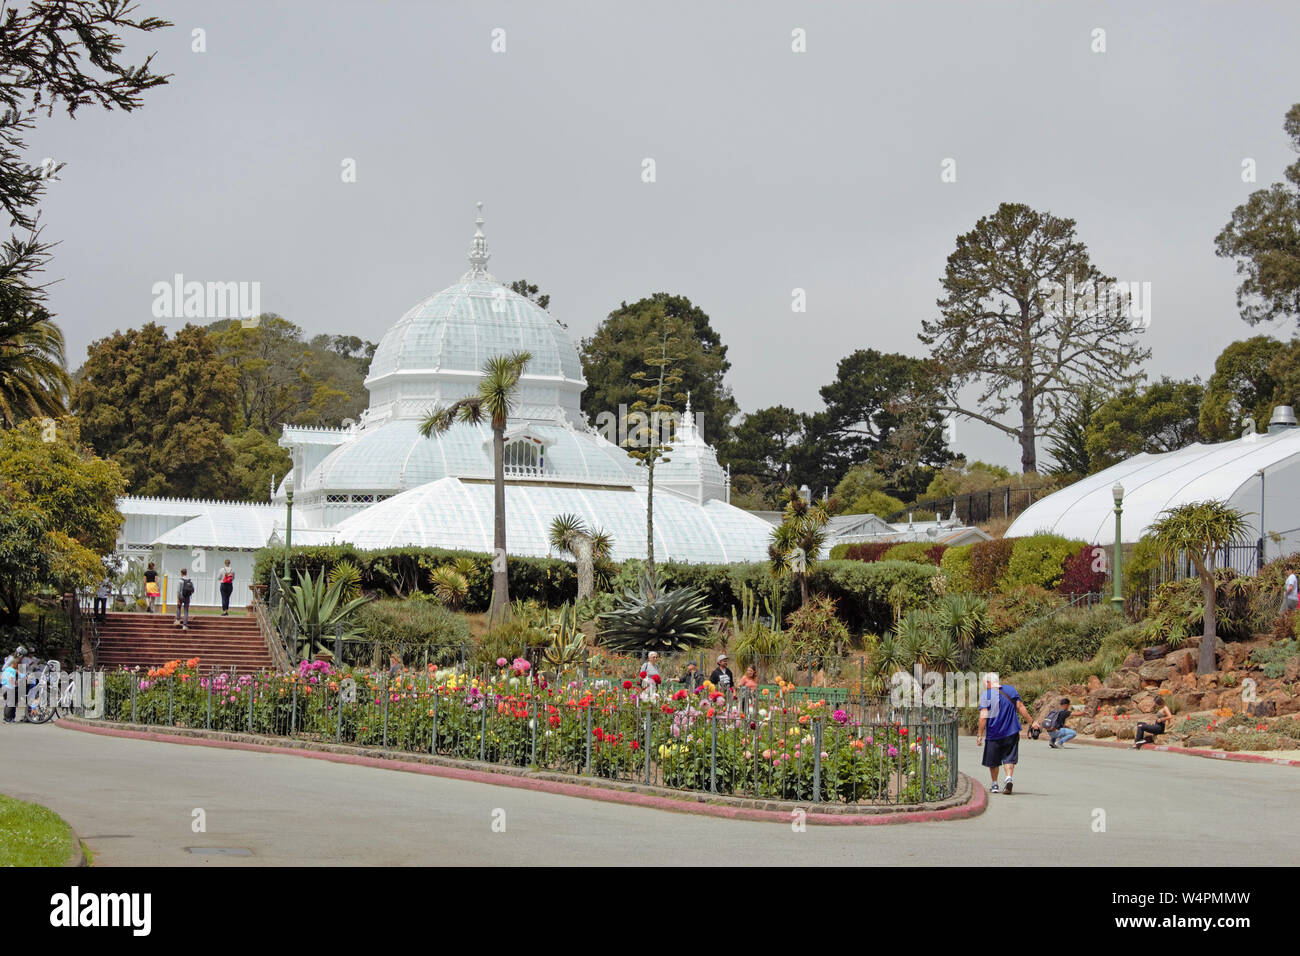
[
  {"xmin": 1058, "ymin": 735, "xmax": 1300, "ymax": 767},
  {"xmin": 66, "ymin": 836, "xmax": 87, "ymax": 868},
  {"xmin": 55, "ymin": 719, "xmax": 986, "ymax": 827}
]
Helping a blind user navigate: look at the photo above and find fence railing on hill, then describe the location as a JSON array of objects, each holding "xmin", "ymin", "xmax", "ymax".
[{"xmin": 884, "ymin": 486, "xmax": 1049, "ymax": 525}]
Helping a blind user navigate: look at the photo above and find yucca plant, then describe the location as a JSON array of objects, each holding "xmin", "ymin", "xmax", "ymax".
[
  {"xmin": 429, "ymin": 564, "xmax": 469, "ymax": 610},
  {"xmin": 286, "ymin": 567, "xmax": 371, "ymax": 659},
  {"xmin": 549, "ymin": 513, "xmax": 613, "ymax": 601},
  {"xmin": 935, "ymin": 592, "xmax": 989, "ymax": 665},
  {"xmin": 327, "ymin": 559, "xmax": 362, "ymax": 601},
  {"xmin": 598, "ymin": 570, "xmax": 713, "ymax": 654}
]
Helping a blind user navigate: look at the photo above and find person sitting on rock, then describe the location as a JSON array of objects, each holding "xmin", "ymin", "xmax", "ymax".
[{"xmin": 1134, "ymin": 699, "xmax": 1174, "ymax": 749}]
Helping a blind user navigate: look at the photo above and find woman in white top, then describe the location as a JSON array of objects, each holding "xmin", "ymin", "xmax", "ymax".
[{"xmin": 640, "ymin": 651, "xmax": 660, "ymax": 702}]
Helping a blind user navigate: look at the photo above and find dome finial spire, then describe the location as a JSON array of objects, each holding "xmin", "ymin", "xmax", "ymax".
[{"xmin": 464, "ymin": 201, "xmax": 493, "ymax": 279}]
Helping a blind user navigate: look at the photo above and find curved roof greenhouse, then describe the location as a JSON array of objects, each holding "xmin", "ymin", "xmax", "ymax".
[{"xmin": 1007, "ymin": 424, "xmax": 1300, "ymax": 557}]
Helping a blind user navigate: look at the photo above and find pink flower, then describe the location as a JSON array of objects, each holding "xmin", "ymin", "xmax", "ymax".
[
  {"xmin": 496, "ymin": 657, "xmax": 508, "ymax": 668},
  {"xmin": 887, "ymin": 745, "xmax": 899, "ymax": 757}
]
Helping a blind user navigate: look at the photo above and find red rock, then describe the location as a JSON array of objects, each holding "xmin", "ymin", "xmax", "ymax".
[{"xmin": 1164, "ymin": 648, "xmax": 1197, "ymax": 675}]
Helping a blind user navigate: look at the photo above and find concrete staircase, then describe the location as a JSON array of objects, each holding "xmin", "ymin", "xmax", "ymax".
[{"xmin": 93, "ymin": 611, "xmax": 275, "ymax": 671}]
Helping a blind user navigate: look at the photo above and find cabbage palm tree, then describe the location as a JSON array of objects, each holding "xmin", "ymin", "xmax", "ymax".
[
  {"xmin": 549, "ymin": 513, "xmax": 612, "ymax": 602},
  {"xmin": 1149, "ymin": 500, "xmax": 1251, "ymax": 675},
  {"xmin": 419, "ymin": 350, "xmax": 531, "ymax": 626},
  {"xmin": 769, "ymin": 486, "xmax": 829, "ymax": 606}
]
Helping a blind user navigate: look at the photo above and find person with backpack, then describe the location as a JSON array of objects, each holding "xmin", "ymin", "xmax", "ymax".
[
  {"xmin": 1045, "ymin": 697, "xmax": 1076, "ymax": 748},
  {"xmin": 977, "ymin": 675, "xmax": 1039, "ymax": 794},
  {"xmin": 219, "ymin": 559, "xmax": 235, "ymax": 616},
  {"xmin": 175, "ymin": 568, "xmax": 195, "ymax": 631}
]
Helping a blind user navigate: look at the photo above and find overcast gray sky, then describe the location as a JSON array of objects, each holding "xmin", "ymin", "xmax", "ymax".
[{"xmin": 32, "ymin": 0, "xmax": 1300, "ymax": 471}]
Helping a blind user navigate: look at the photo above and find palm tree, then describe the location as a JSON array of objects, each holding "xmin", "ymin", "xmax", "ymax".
[
  {"xmin": 419, "ymin": 350, "xmax": 531, "ymax": 626},
  {"xmin": 1148, "ymin": 500, "xmax": 1251, "ymax": 675},
  {"xmin": 0, "ymin": 233, "xmax": 70, "ymax": 426},
  {"xmin": 0, "ymin": 306, "xmax": 70, "ymax": 426},
  {"xmin": 549, "ymin": 513, "xmax": 612, "ymax": 602},
  {"xmin": 769, "ymin": 486, "xmax": 829, "ymax": 605}
]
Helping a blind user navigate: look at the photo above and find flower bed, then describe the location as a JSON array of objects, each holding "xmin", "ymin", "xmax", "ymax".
[{"xmin": 99, "ymin": 659, "xmax": 958, "ymax": 805}]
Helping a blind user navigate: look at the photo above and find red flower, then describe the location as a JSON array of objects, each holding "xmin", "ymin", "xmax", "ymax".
[
  {"xmin": 631, "ymin": 740, "xmax": 640, "ymax": 750},
  {"xmin": 651, "ymin": 674, "xmax": 661, "ymax": 685},
  {"xmin": 639, "ymin": 671, "xmax": 647, "ymax": 679},
  {"xmin": 899, "ymin": 727, "xmax": 908, "ymax": 736},
  {"xmin": 623, "ymin": 680, "xmax": 633, "ymax": 689},
  {"xmin": 707, "ymin": 708, "xmax": 715, "ymax": 718}
]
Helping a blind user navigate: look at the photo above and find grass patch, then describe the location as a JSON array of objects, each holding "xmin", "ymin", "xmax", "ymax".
[{"xmin": 0, "ymin": 792, "xmax": 74, "ymax": 866}]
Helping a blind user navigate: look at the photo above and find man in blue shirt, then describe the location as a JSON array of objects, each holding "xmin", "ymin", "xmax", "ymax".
[{"xmin": 977, "ymin": 676, "xmax": 1039, "ymax": 794}]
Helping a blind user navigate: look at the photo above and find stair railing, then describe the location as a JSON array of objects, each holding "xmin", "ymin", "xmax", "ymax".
[{"xmin": 252, "ymin": 579, "xmax": 295, "ymax": 674}]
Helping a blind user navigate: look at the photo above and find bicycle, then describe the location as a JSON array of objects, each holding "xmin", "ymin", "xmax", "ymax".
[{"xmin": 25, "ymin": 663, "xmax": 75, "ymax": 725}]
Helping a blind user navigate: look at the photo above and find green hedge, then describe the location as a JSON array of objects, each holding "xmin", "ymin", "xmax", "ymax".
[
  {"xmin": 1002, "ymin": 534, "xmax": 1086, "ymax": 591},
  {"xmin": 881, "ymin": 541, "xmax": 936, "ymax": 564},
  {"xmin": 939, "ymin": 544, "xmax": 974, "ymax": 592}
]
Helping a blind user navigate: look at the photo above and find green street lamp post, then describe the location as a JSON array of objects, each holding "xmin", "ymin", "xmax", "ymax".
[
  {"xmin": 1111, "ymin": 482, "xmax": 1124, "ymax": 612},
  {"xmin": 283, "ymin": 472, "xmax": 295, "ymax": 583}
]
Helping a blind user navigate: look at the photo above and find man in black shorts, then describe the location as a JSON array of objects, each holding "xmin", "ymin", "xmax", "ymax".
[{"xmin": 977, "ymin": 675, "xmax": 1039, "ymax": 795}]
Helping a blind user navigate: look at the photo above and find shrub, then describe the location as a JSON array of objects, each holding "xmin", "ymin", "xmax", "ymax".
[
  {"xmin": 1251, "ymin": 639, "xmax": 1300, "ymax": 679},
  {"xmin": 882, "ymin": 541, "xmax": 940, "ymax": 565},
  {"xmin": 1058, "ymin": 543, "xmax": 1108, "ymax": 595},
  {"xmin": 986, "ymin": 585, "xmax": 1065, "ymax": 636},
  {"xmin": 808, "ymin": 560, "xmax": 938, "ymax": 635},
  {"xmin": 353, "ymin": 597, "xmax": 471, "ymax": 667},
  {"xmin": 1141, "ymin": 569, "xmax": 1257, "ymax": 645},
  {"xmin": 970, "ymin": 538, "xmax": 1014, "ymax": 593},
  {"xmin": 1002, "ymin": 533, "xmax": 1085, "ymax": 591},
  {"xmin": 839, "ymin": 542, "xmax": 894, "ymax": 563},
  {"xmin": 974, "ymin": 605, "xmax": 1125, "ymax": 674},
  {"xmin": 1123, "ymin": 535, "xmax": 1163, "ymax": 599},
  {"xmin": 785, "ymin": 594, "xmax": 852, "ymax": 662},
  {"xmin": 939, "ymin": 544, "xmax": 975, "ymax": 593}
]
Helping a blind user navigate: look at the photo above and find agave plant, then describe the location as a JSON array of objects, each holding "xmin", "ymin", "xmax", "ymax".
[
  {"xmin": 286, "ymin": 567, "xmax": 371, "ymax": 659},
  {"xmin": 598, "ymin": 570, "xmax": 714, "ymax": 654},
  {"xmin": 542, "ymin": 603, "xmax": 589, "ymax": 672}
]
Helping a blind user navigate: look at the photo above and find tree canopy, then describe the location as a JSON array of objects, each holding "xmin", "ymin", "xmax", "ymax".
[
  {"xmin": 1084, "ymin": 377, "xmax": 1205, "ymax": 471},
  {"xmin": 1215, "ymin": 103, "xmax": 1300, "ymax": 327},
  {"xmin": 581, "ymin": 293, "xmax": 738, "ymax": 446},
  {"xmin": 921, "ymin": 202, "xmax": 1149, "ymax": 473},
  {"xmin": 73, "ymin": 323, "xmax": 238, "ymax": 498},
  {"xmin": 0, "ymin": 417, "xmax": 124, "ymax": 622}
]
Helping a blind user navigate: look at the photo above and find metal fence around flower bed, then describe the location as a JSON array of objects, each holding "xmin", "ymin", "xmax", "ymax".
[{"xmin": 94, "ymin": 661, "xmax": 958, "ymax": 806}]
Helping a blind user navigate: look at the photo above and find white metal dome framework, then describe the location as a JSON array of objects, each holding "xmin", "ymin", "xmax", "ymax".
[{"xmin": 114, "ymin": 204, "xmax": 769, "ymax": 601}]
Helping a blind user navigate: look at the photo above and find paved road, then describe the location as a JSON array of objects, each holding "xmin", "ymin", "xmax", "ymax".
[{"xmin": 4, "ymin": 725, "xmax": 1297, "ymax": 865}]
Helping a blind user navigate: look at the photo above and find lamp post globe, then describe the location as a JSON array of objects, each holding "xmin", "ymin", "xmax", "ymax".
[{"xmin": 1111, "ymin": 482, "xmax": 1124, "ymax": 612}]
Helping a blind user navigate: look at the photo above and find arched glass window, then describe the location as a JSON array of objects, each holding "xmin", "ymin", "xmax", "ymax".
[{"xmin": 503, "ymin": 438, "xmax": 544, "ymax": 476}]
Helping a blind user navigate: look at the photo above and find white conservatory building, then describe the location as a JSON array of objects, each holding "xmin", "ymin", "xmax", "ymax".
[
  {"xmin": 114, "ymin": 207, "xmax": 775, "ymax": 604},
  {"xmin": 1006, "ymin": 406, "xmax": 1300, "ymax": 563}
]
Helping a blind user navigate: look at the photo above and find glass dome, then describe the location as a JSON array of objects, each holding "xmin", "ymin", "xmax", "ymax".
[{"xmin": 363, "ymin": 208, "xmax": 584, "ymax": 425}]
